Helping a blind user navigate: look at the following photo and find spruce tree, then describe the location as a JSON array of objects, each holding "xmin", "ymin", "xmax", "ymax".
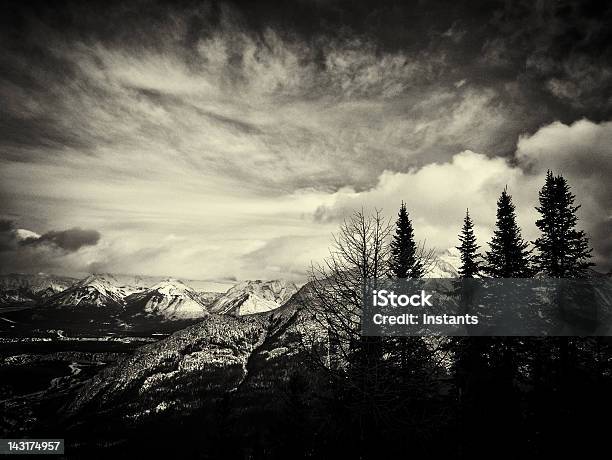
[
  {"xmin": 456, "ymin": 209, "xmax": 481, "ymax": 278},
  {"xmin": 387, "ymin": 204, "xmax": 428, "ymax": 393},
  {"xmin": 388, "ymin": 202, "xmax": 424, "ymax": 278},
  {"xmin": 534, "ymin": 171, "xmax": 593, "ymax": 278},
  {"xmin": 484, "ymin": 187, "xmax": 533, "ymax": 277}
]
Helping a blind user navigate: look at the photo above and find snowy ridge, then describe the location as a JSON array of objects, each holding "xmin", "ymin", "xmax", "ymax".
[
  {"xmin": 1, "ymin": 272, "xmax": 299, "ymax": 318},
  {"xmin": 427, "ymin": 248, "xmax": 461, "ymax": 278},
  {"xmin": 125, "ymin": 279, "xmax": 209, "ymax": 320},
  {"xmin": 209, "ymin": 280, "xmax": 298, "ymax": 316},
  {"xmin": 47, "ymin": 274, "xmax": 128, "ymax": 309},
  {"xmin": 0, "ymin": 273, "xmax": 77, "ymax": 305}
]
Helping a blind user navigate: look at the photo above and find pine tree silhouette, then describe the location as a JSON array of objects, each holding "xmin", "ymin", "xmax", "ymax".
[
  {"xmin": 456, "ymin": 209, "xmax": 481, "ymax": 278},
  {"xmin": 388, "ymin": 202, "xmax": 424, "ymax": 278},
  {"xmin": 484, "ymin": 187, "xmax": 533, "ymax": 277},
  {"xmin": 534, "ymin": 171, "xmax": 593, "ymax": 278}
]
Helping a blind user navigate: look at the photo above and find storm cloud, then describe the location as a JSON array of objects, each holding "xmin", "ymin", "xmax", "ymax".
[
  {"xmin": 21, "ymin": 227, "xmax": 100, "ymax": 252},
  {"xmin": 0, "ymin": 0, "xmax": 610, "ymax": 278},
  {"xmin": 0, "ymin": 221, "xmax": 101, "ymax": 275}
]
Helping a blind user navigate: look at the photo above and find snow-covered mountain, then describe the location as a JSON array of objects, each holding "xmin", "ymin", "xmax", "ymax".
[
  {"xmin": 0, "ymin": 273, "xmax": 77, "ymax": 305},
  {"xmin": 0, "ymin": 271, "xmax": 298, "ymax": 326},
  {"xmin": 427, "ymin": 248, "xmax": 461, "ymax": 278},
  {"xmin": 124, "ymin": 280, "xmax": 209, "ymax": 320},
  {"xmin": 88, "ymin": 273, "xmax": 236, "ymax": 294},
  {"xmin": 46, "ymin": 274, "xmax": 128, "ymax": 309},
  {"xmin": 209, "ymin": 280, "xmax": 298, "ymax": 316}
]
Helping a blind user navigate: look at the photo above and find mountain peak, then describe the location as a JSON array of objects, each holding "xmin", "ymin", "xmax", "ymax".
[
  {"xmin": 49, "ymin": 273, "xmax": 126, "ymax": 309},
  {"xmin": 210, "ymin": 279, "xmax": 298, "ymax": 316},
  {"xmin": 150, "ymin": 279, "xmax": 191, "ymax": 295},
  {"xmin": 125, "ymin": 279, "xmax": 207, "ymax": 320},
  {"xmin": 426, "ymin": 248, "xmax": 460, "ymax": 278}
]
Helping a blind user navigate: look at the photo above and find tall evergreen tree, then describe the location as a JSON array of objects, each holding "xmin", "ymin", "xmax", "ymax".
[
  {"xmin": 387, "ymin": 204, "xmax": 429, "ymax": 399},
  {"xmin": 456, "ymin": 209, "xmax": 481, "ymax": 278},
  {"xmin": 388, "ymin": 202, "xmax": 424, "ymax": 278},
  {"xmin": 534, "ymin": 171, "xmax": 593, "ymax": 278},
  {"xmin": 484, "ymin": 187, "xmax": 533, "ymax": 277}
]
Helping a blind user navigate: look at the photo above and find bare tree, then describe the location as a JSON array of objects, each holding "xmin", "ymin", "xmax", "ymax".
[
  {"xmin": 303, "ymin": 209, "xmax": 390, "ymax": 372},
  {"xmin": 414, "ymin": 240, "xmax": 438, "ymax": 277}
]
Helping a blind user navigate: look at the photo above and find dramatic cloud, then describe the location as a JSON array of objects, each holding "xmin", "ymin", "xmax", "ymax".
[
  {"xmin": 21, "ymin": 227, "xmax": 100, "ymax": 252},
  {"xmin": 0, "ymin": 1, "xmax": 610, "ymax": 278},
  {"xmin": 0, "ymin": 219, "xmax": 40, "ymax": 252},
  {"xmin": 313, "ymin": 119, "xmax": 612, "ymax": 270},
  {"xmin": 313, "ymin": 151, "xmax": 541, "ymax": 255},
  {"xmin": 0, "ymin": 222, "xmax": 101, "ymax": 275},
  {"xmin": 516, "ymin": 119, "xmax": 612, "ymax": 269},
  {"xmin": 516, "ymin": 119, "xmax": 612, "ymax": 185}
]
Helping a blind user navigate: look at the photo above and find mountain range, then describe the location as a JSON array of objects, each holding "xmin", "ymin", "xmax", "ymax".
[
  {"xmin": 0, "ymin": 248, "xmax": 457, "ymax": 330},
  {"xmin": 0, "ymin": 248, "xmax": 461, "ymax": 308},
  {"xmin": 0, "ymin": 273, "xmax": 300, "ymax": 337}
]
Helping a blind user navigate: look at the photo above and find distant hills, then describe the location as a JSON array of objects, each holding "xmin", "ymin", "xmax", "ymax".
[{"xmin": 0, "ymin": 273, "xmax": 76, "ymax": 305}]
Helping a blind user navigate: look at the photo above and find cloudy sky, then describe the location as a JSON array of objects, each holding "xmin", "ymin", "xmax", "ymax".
[{"xmin": 1, "ymin": 0, "xmax": 611, "ymax": 280}]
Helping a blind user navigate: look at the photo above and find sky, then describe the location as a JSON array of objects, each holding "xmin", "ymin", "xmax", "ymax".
[{"xmin": 0, "ymin": 0, "xmax": 611, "ymax": 280}]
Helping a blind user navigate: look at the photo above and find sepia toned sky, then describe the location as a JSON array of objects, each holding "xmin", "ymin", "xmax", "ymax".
[{"xmin": 1, "ymin": 0, "xmax": 611, "ymax": 280}]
